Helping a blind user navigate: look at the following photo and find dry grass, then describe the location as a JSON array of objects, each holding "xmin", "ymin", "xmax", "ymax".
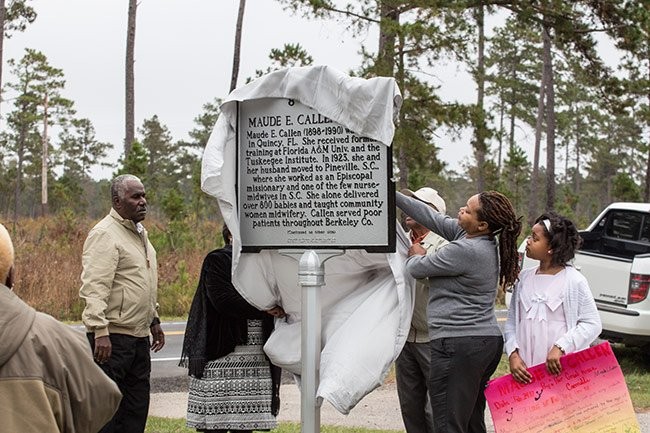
[
  {"xmin": 10, "ymin": 215, "xmax": 88, "ymax": 319},
  {"xmin": 6, "ymin": 215, "xmax": 223, "ymax": 321}
]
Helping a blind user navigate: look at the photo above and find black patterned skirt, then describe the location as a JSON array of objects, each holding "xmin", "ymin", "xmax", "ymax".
[{"xmin": 186, "ymin": 319, "xmax": 277, "ymax": 430}]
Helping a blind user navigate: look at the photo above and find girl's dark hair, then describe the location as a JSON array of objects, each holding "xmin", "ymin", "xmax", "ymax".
[
  {"xmin": 477, "ymin": 191, "xmax": 522, "ymax": 287},
  {"xmin": 222, "ymin": 224, "xmax": 231, "ymax": 245},
  {"xmin": 535, "ymin": 212, "xmax": 583, "ymax": 266}
]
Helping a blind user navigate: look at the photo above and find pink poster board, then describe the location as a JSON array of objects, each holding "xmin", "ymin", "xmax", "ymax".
[{"xmin": 485, "ymin": 342, "xmax": 640, "ymax": 433}]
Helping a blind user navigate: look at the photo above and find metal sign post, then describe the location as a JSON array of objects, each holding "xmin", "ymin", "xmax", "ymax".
[{"xmin": 280, "ymin": 249, "xmax": 344, "ymax": 433}]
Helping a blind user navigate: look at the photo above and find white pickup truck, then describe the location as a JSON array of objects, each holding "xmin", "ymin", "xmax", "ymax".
[{"xmin": 511, "ymin": 202, "xmax": 650, "ymax": 353}]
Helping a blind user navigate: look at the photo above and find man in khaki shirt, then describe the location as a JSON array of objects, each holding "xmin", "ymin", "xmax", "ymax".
[
  {"xmin": 397, "ymin": 187, "xmax": 448, "ymax": 433},
  {"xmin": 80, "ymin": 174, "xmax": 164, "ymax": 433}
]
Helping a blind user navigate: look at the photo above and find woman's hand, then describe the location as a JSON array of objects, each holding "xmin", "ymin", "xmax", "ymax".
[
  {"xmin": 546, "ymin": 345, "xmax": 564, "ymax": 375},
  {"xmin": 407, "ymin": 243, "xmax": 426, "ymax": 257},
  {"xmin": 266, "ymin": 306, "xmax": 286, "ymax": 318},
  {"xmin": 509, "ymin": 350, "xmax": 532, "ymax": 384}
]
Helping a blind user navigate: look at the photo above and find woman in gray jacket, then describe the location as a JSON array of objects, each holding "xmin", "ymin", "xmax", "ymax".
[{"xmin": 396, "ymin": 190, "xmax": 521, "ymax": 433}]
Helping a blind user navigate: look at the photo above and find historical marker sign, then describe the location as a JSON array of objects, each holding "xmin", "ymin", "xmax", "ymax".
[{"xmin": 237, "ymin": 97, "xmax": 395, "ymax": 252}]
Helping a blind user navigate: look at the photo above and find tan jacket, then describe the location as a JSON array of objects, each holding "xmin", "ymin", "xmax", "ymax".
[
  {"xmin": 0, "ymin": 285, "xmax": 121, "ymax": 433},
  {"xmin": 80, "ymin": 208, "xmax": 158, "ymax": 338},
  {"xmin": 407, "ymin": 230, "xmax": 448, "ymax": 343}
]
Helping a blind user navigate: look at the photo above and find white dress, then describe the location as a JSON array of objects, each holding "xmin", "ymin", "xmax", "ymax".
[{"xmin": 516, "ymin": 269, "xmax": 568, "ymax": 367}]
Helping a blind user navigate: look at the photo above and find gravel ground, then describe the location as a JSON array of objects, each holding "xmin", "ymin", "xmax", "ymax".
[
  {"xmin": 150, "ymin": 383, "xmax": 410, "ymax": 431},
  {"xmin": 149, "ymin": 380, "xmax": 650, "ymax": 432}
]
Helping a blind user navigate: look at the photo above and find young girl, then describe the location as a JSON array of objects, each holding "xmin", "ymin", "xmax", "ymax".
[{"xmin": 504, "ymin": 212, "xmax": 602, "ymax": 384}]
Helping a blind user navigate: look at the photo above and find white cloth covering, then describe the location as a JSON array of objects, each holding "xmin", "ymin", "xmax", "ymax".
[{"xmin": 201, "ymin": 65, "xmax": 412, "ymax": 414}]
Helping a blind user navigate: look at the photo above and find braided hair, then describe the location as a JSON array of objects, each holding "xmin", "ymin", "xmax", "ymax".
[
  {"xmin": 222, "ymin": 224, "xmax": 232, "ymax": 245},
  {"xmin": 477, "ymin": 191, "xmax": 522, "ymax": 287},
  {"xmin": 535, "ymin": 212, "xmax": 583, "ymax": 267}
]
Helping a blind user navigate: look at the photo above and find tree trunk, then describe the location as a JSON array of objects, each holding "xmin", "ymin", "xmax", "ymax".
[
  {"xmin": 473, "ymin": 2, "xmax": 487, "ymax": 192},
  {"xmin": 396, "ymin": 29, "xmax": 408, "ymax": 190},
  {"xmin": 497, "ymin": 91, "xmax": 504, "ymax": 172},
  {"xmin": 124, "ymin": 0, "xmax": 137, "ymax": 157},
  {"xmin": 377, "ymin": 2, "xmax": 400, "ymax": 188},
  {"xmin": 377, "ymin": 2, "xmax": 398, "ymax": 77},
  {"xmin": 575, "ymin": 117, "xmax": 581, "ymax": 214},
  {"xmin": 41, "ymin": 94, "xmax": 49, "ymax": 216},
  {"xmin": 564, "ymin": 137, "xmax": 569, "ymax": 183},
  {"xmin": 644, "ymin": 47, "xmax": 650, "ymax": 201},
  {"xmin": 527, "ymin": 52, "xmax": 546, "ymax": 225},
  {"xmin": 646, "ymin": 125, "xmax": 650, "ymax": 202},
  {"xmin": 13, "ymin": 126, "xmax": 25, "ymax": 223},
  {"xmin": 543, "ymin": 24, "xmax": 555, "ymax": 211},
  {"xmin": 509, "ymin": 87, "xmax": 516, "ymax": 151},
  {"xmin": 230, "ymin": 0, "xmax": 246, "ymax": 93},
  {"xmin": 0, "ymin": 0, "xmax": 6, "ymax": 123}
]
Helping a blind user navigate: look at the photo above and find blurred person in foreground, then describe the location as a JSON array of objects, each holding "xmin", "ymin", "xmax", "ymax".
[
  {"xmin": 0, "ymin": 222, "xmax": 121, "ymax": 433},
  {"xmin": 79, "ymin": 174, "xmax": 164, "ymax": 433},
  {"xmin": 180, "ymin": 225, "xmax": 286, "ymax": 433},
  {"xmin": 397, "ymin": 187, "xmax": 449, "ymax": 433}
]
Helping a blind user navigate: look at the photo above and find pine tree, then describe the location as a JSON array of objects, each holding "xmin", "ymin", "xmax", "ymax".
[
  {"xmin": 179, "ymin": 98, "xmax": 222, "ymax": 220},
  {"xmin": 0, "ymin": 0, "xmax": 36, "ymax": 120},
  {"xmin": 58, "ymin": 117, "xmax": 114, "ymax": 180},
  {"xmin": 116, "ymin": 139, "xmax": 147, "ymax": 180},
  {"xmin": 139, "ymin": 114, "xmax": 175, "ymax": 197},
  {"xmin": 3, "ymin": 48, "xmax": 73, "ymax": 219}
]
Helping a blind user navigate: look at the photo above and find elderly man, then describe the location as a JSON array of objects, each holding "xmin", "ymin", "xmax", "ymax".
[
  {"xmin": 0, "ymin": 223, "xmax": 121, "ymax": 432},
  {"xmin": 397, "ymin": 187, "xmax": 448, "ymax": 433},
  {"xmin": 80, "ymin": 174, "xmax": 164, "ymax": 433}
]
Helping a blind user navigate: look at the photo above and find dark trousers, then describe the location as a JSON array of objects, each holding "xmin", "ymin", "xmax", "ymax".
[
  {"xmin": 396, "ymin": 341, "xmax": 435, "ymax": 433},
  {"xmin": 87, "ymin": 333, "xmax": 151, "ymax": 433},
  {"xmin": 428, "ymin": 336, "xmax": 503, "ymax": 433}
]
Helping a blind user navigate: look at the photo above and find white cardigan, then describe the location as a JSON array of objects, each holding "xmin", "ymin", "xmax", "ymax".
[{"xmin": 504, "ymin": 265, "xmax": 602, "ymax": 358}]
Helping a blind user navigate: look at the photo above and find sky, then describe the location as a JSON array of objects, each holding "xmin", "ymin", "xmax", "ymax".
[
  {"xmin": 1, "ymin": 0, "xmax": 481, "ymax": 180},
  {"xmin": 5, "ymin": 1, "xmax": 623, "ymax": 182}
]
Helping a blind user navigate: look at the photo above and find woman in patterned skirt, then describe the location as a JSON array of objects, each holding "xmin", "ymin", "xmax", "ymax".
[{"xmin": 180, "ymin": 226, "xmax": 286, "ymax": 433}]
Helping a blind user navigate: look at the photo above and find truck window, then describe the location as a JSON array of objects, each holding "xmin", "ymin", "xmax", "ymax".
[
  {"xmin": 641, "ymin": 218, "xmax": 650, "ymax": 242},
  {"xmin": 606, "ymin": 211, "xmax": 642, "ymax": 240}
]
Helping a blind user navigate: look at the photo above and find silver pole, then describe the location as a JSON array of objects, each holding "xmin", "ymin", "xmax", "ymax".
[
  {"xmin": 299, "ymin": 250, "xmax": 323, "ymax": 433},
  {"xmin": 280, "ymin": 249, "xmax": 343, "ymax": 433}
]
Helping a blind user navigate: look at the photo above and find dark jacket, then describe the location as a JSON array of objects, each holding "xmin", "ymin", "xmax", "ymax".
[{"xmin": 180, "ymin": 245, "xmax": 281, "ymax": 414}]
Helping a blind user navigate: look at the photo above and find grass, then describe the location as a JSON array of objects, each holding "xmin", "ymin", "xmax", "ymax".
[
  {"xmin": 145, "ymin": 420, "xmax": 401, "ymax": 433},
  {"xmin": 613, "ymin": 344, "xmax": 650, "ymax": 410}
]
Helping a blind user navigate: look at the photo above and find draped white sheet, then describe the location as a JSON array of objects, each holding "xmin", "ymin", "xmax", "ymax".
[{"xmin": 200, "ymin": 65, "xmax": 414, "ymax": 414}]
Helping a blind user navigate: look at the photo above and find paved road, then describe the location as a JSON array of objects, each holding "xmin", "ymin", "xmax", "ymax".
[
  {"xmin": 153, "ymin": 309, "xmax": 508, "ymax": 379},
  {"xmin": 148, "ymin": 312, "xmax": 509, "ymax": 391},
  {"xmin": 151, "ymin": 321, "xmax": 187, "ymax": 378}
]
